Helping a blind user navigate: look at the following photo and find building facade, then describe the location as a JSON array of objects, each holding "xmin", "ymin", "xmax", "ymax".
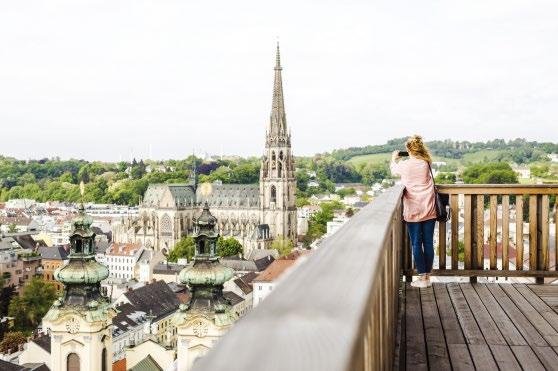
[{"xmin": 113, "ymin": 45, "xmax": 297, "ymax": 256}]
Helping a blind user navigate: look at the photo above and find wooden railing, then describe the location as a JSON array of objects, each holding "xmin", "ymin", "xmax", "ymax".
[
  {"xmin": 402, "ymin": 184, "xmax": 558, "ymax": 283},
  {"xmin": 192, "ymin": 186, "xmax": 407, "ymax": 371}
]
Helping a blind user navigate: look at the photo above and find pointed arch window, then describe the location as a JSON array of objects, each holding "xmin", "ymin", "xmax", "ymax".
[
  {"xmin": 271, "ymin": 186, "xmax": 277, "ymax": 203},
  {"xmin": 67, "ymin": 353, "xmax": 80, "ymax": 371}
]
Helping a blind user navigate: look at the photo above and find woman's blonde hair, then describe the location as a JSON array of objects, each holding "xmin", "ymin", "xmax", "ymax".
[{"xmin": 406, "ymin": 135, "xmax": 432, "ymax": 164}]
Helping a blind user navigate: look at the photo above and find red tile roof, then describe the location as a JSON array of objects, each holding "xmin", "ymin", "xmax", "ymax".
[
  {"xmin": 112, "ymin": 358, "xmax": 126, "ymax": 371},
  {"xmin": 254, "ymin": 259, "xmax": 296, "ymax": 282}
]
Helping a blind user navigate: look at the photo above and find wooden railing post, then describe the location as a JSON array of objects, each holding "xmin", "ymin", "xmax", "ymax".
[{"xmin": 470, "ymin": 194, "xmax": 478, "ymax": 283}]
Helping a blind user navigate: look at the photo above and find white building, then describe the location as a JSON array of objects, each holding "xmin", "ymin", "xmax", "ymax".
[
  {"xmin": 253, "ymin": 259, "xmax": 297, "ymax": 307},
  {"xmin": 111, "ymin": 303, "xmax": 148, "ymax": 361},
  {"xmin": 105, "ymin": 242, "xmax": 144, "ymax": 279},
  {"xmin": 326, "ymin": 216, "xmax": 350, "ymax": 236},
  {"xmin": 5, "ymin": 199, "xmax": 36, "ymax": 209}
]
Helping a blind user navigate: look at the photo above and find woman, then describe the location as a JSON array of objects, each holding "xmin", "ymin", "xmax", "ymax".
[{"xmin": 390, "ymin": 135, "xmax": 437, "ymax": 288}]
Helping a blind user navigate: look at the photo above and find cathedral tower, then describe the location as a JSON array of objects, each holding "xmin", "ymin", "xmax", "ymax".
[
  {"xmin": 175, "ymin": 203, "xmax": 237, "ymax": 370},
  {"xmin": 260, "ymin": 43, "xmax": 297, "ymax": 244},
  {"xmin": 42, "ymin": 201, "xmax": 115, "ymax": 371}
]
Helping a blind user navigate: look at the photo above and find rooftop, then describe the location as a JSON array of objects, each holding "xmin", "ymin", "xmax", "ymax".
[
  {"xmin": 254, "ymin": 259, "xmax": 297, "ymax": 283},
  {"xmin": 119, "ymin": 280, "xmax": 180, "ymax": 321},
  {"xmin": 107, "ymin": 242, "xmax": 143, "ymax": 256}
]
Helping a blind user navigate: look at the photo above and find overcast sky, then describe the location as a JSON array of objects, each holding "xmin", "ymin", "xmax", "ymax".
[{"xmin": 1, "ymin": 0, "xmax": 557, "ymax": 162}]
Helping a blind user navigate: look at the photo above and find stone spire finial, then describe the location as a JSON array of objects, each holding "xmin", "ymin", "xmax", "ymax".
[
  {"xmin": 275, "ymin": 40, "xmax": 281, "ymax": 70},
  {"xmin": 269, "ymin": 41, "xmax": 287, "ymax": 138}
]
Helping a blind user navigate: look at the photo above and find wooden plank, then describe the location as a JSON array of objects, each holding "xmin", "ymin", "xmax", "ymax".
[
  {"xmin": 437, "ymin": 185, "xmax": 558, "ymax": 195},
  {"xmin": 541, "ymin": 195, "xmax": 549, "ymax": 271},
  {"xmin": 528, "ymin": 285, "xmax": 558, "ymax": 312},
  {"xmin": 405, "ymin": 284, "xmax": 428, "ymax": 370},
  {"xmin": 500, "ymin": 284, "xmax": 558, "ymax": 346},
  {"xmin": 420, "ymin": 286, "xmax": 451, "ymax": 370},
  {"xmin": 489, "ymin": 195, "xmax": 497, "ymax": 270},
  {"xmin": 432, "ymin": 283, "xmax": 466, "ymax": 345},
  {"xmin": 428, "ymin": 269, "xmax": 558, "ymax": 277},
  {"xmin": 446, "ymin": 283, "xmax": 486, "ymax": 345},
  {"xmin": 515, "ymin": 284, "xmax": 558, "ymax": 333},
  {"xmin": 476, "ymin": 195, "xmax": 485, "ymax": 269},
  {"xmin": 438, "ymin": 221, "xmax": 446, "ymax": 270},
  {"xmin": 488, "ymin": 345, "xmax": 521, "ymax": 371},
  {"xmin": 464, "ymin": 195, "xmax": 472, "ymax": 269},
  {"xmin": 530, "ymin": 195, "xmax": 538, "ymax": 271},
  {"xmin": 485, "ymin": 284, "xmax": 548, "ymax": 346},
  {"xmin": 447, "ymin": 344, "xmax": 475, "ymax": 371},
  {"xmin": 467, "ymin": 344, "xmax": 498, "ymax": 371},
  {"xmin": 393, "ymin": 282, "xmax": 406, "ymax": 371},
  {"xmin": 473, "ymin": 284, "xmax": 526, "ymax": 346},
  {"xmin": 510, "ymin": 345, "xmax": 545, "ymax": 371},
  {"xmin": 531, "ymin": 346, "xmax": 558, "ymax": 370},
  {"xmin": 516, "ymin": 195, "xmax": 524, "ymax": 270},
  {"xmin": 459, "ymin": 283, "xmax": 505, "ymax": 345},
  {"xmin": 450, "ymin": 195, "xmax": 459, "ymax": 270},
  {"xmin": 502, "ymin": 195, "xmax": 510, "ymax": 270}
]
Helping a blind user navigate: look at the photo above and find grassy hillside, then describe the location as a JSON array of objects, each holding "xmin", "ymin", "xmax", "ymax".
[{"xmin": 348, "ymin": 152, "xmax": 462, "ymax": 167}]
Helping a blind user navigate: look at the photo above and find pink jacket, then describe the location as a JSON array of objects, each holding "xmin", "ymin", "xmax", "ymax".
[{"xmin": 390, "ymin": 157, "xmax": 437, "ymax": 222}]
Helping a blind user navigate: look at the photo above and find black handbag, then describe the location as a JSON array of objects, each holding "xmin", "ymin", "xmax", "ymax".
[{"xmin": 429, "ymin": 164, "xmax": 451, "ymax": 222}]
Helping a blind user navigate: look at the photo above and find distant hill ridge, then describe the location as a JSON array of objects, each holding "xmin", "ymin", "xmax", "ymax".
[{"xmin": 328, "ymin": 138, "xmax": 558, "ymax": 164}]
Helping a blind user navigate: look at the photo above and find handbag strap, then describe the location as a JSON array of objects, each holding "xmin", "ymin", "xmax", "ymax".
[{"xmin": 428, "ymin": 163, "xmax": 437, "ymax": 188}]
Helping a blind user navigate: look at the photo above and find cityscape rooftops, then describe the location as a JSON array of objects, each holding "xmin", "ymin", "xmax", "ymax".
[
  {"xmin": 254, "ymin": 259, "xmax": 297, "ymax": 283},
  {"xmin": 38, "ymin": 245, "xmax": 69, "ymax": 260},
  {"xmin": 107, "ymin": 242, "xmax": 143, "ymax": 256},
  {"xmin": 117, "ymin": 280, "xmax": 180, "ymax": 321}
]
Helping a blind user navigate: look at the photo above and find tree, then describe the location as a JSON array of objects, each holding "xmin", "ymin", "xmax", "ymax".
[
  {"xmin": 462, "ymin": 163, "xmax": 518, "ymax": 184},
  {"xmin": 435, "ymin": 173, "xmax": 456, "ymax": 184},
  {"xmin": 7, "ymin": 223, "xmax": 17, "ymax": 233},
  {"xmin": 0, "ymin": 331, "xmax": 26, "ymax": 353},
  {"xmin": 216, "ymin": 237, "xmax": 243, "ymax": 257},
  {"xmin": 272, "ymin": 237, "xmax": 294, "ymax": 257},
  {"xmin": 167, "ymin": 237, "xmax": 195, "ymax": 262},
  {"xmin": 8, "ymin": 278, "xmax": 57, "ymax": 332}
]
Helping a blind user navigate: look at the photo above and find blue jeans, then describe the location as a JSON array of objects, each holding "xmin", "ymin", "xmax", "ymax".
[{"xmin": 407, "ymin": 219, "xmax": 436, "ymax": 274}]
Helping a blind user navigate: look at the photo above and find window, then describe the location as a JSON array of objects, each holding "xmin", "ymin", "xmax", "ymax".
[
  {"xmin": 270, "ymin": 186, "xmax": 276, "ymax": 203},
  {"xmin": 67, "ymin": 353, "xmax": 80, "ymax": 371},
  {"xmin": 101, "ymin": 348, "xmax": 107, "ymax": 371},
  {"xmin": 259, "ymin": 285, "xmax": 262, "ymax": 291}
]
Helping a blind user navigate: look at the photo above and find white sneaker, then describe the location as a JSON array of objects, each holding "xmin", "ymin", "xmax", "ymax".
[{"xmin": 411, "ymin": 279, "xmax": 428, "ymax": 288}]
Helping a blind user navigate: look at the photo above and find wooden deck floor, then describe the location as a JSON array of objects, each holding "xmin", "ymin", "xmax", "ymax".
[{"xmin": 396, "ymin": 283, "xmax": 558, "ymax": 371}]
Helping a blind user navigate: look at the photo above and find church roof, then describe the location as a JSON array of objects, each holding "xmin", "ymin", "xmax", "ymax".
[
  {"xmin": 31, "ymin": 333, "xmax": 51, "ymax": 354},
  {"xmin": 142, "ymin": 184, "xmax": 196, "ymax": 208},
  {"xmin": 129, "ymin": 355, "xmax": 163, "ymax": 371},
  {"xmin": 196, "ymin": 183, "xmax": 259, "ymax": 208}
]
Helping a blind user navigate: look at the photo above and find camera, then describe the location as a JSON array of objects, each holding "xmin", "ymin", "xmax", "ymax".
[{"xmin": 398, "ymin": 151, "xmax": 409, "ymax": 157}]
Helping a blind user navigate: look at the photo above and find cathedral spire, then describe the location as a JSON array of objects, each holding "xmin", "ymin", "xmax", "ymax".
[{"xmin": 270, "ymin": 42, "xmax": 287, "ymax": 138}]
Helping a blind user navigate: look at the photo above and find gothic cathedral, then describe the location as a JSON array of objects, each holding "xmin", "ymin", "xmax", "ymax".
[
  {"xmin": 113, "ymin": 44, "xmax": 297, "ymax": 256},
  {"xmin": 259, "ymin": 44, "xmax": 297, "ymax": 243}
]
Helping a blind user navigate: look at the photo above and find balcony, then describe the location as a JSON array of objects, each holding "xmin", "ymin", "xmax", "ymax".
[{"xmin": 191, "ymin": 184, "xmax": 558, "ymax": 371}]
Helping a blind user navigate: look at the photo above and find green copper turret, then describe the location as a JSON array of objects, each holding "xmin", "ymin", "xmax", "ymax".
[
  {"xmin": 176, "ymin": 203, "xmax": 235, "ymax": 323},
  {"xmin": 53, "ymin": 203, "xmax": 109, "ymax": 308}
]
